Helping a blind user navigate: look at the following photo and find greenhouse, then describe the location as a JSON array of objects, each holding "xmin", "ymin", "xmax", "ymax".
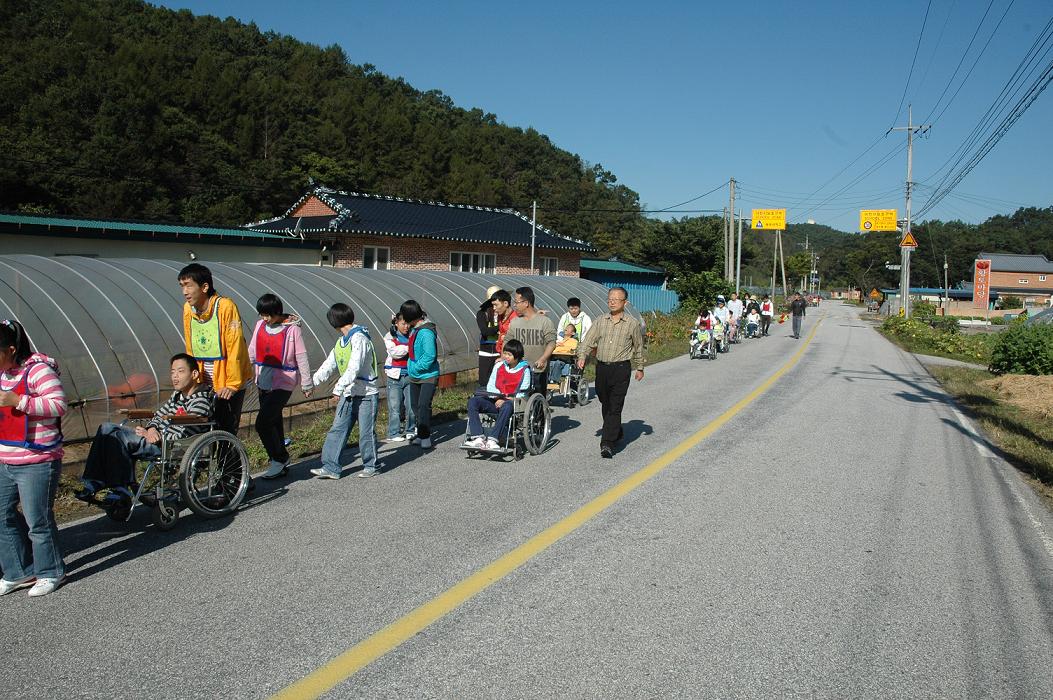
[{"xmin": 0, "ymin": 255, "xmax": 639, "ymax": 441}]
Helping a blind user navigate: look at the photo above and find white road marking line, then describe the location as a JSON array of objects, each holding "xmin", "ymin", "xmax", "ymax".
[{"xmin": 951, "ymin": 406, "xmax": 1053, "ymax": 559}]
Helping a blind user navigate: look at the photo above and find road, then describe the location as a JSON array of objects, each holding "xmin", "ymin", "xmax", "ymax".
[{"xmin": 3, "ymin": 302, "xmax": 1052, "ymax": 698}]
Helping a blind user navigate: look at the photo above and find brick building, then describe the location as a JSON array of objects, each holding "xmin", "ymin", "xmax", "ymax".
[
  {"xmin": 976, "ymin": 252, "xmax": 1053, "ymax": 306},
  {"xmin": 245, "ymin": 186, "xmax": 594, "ymax": 275}
]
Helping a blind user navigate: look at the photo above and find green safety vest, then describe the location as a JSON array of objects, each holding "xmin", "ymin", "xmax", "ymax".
[
  {"xmin": 190, "ymin": 309, "xmax": 224, "ymax": 361},
  {"xmin": 334, "ymin": 329, "xmax": 378, "ymax": 382}
]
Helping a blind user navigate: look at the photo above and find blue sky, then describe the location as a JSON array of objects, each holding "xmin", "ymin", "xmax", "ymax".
[{"xmin": 158, "ymin": 0, "xmax": 1052, "ymax": 232}]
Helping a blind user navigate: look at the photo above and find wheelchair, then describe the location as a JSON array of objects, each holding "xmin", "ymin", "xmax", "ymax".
[
  {"xmin": 546, "ymin": 353, "xmax": 590, "ymax": 408},
  {"xmin": 86, "ymin": 410, "xmax": 251, "ymax": 531},
  {"xmin": 460, "ymin": 388, "xmax": 552, "ymax": 462},
  {"xmin": 689, "ymin": 328, "xmax": 716, "ymax": 360}
]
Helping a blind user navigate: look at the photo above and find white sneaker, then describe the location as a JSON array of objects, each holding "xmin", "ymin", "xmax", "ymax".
[
  {"xmin": 420, "ymin": 438, "xmax": 432, "ymax": 449},
  {"xmin": 0, "ymin": 576, "xmax": 35, "ymax": 596},
  {"xmin": 465, "ymin": 436, "xmax": 486, "ymax": 448},
  {"xmin": 484, "ymin": 437, "xmax": 500, "ymax": 450},
  {"xmin": 27, "ymin": 576, "xmax": 64, "ymax": 597},
  {"xmin": 387, "ymin": 434, "xmax": 408, "ymax": 443},
  {"xmin": 261, "ymin": 460, "xmax": 288, "ymax": 479},
  {"xmin": 309, "ymin": 467, "xmax": 340, "ymax": 480}
]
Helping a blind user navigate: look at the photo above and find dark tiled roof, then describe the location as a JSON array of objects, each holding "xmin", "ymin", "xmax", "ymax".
[
  {"xmin": 978, "ymin": 252, "xmax": 1053, "ymax": 273},
  {"xmin": 245, "ymin": 186, "xmax": 594, "ymax": 252}
]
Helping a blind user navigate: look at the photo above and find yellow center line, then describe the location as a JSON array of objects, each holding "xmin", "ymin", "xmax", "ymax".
[{"xmin": 274, "ymin": 317, "xmax": 824, "ymax": 699}]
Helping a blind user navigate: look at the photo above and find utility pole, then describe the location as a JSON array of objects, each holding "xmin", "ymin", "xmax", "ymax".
[
  {"xmin": 735, "ymin": 210, "xmax": 743, "ymax": 294},
  {"xmin": 890, "ymin": 105, "xmax": 930, "ymax": 318},
  {"xmin": 943, "ymin": 254, "xmax": 949, "ymax": 314},
  {"xmin": 778, "ymin": 230, "xmax": 788, "ymax": 297},
  {"xmin": 722, "ymin": 207, "xmax": 729, "ymax": 280},
  {"xmin": 727, "ymin": 178, "xmax": 736, "ymax": 282},
  {"xmin": 530, "ymin": 200, "xmax": 537, "ymax": 274}
]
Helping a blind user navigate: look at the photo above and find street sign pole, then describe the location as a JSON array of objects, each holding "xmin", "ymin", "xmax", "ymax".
[{"xmin": 890, "ymin": 105, "xmax": 930, "ymax": 319}]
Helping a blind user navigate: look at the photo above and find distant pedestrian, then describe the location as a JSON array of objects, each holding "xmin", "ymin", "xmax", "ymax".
[
  {"xmin": 249, "ymin": 294, "xmax": 313, "ymax": 479},
  {"xmin": 402, "ymin": 300, "xmax": 439, "ymax": 450},
  {"xmin": 310, "ymin": 303, "xmax": 382, "ymax": 479},
  {"xmin": 476, "ymin": 285, "xmax": 502, "ymax": 387},
  {"xmin": 382, "ymin": 313, "xmax": 415, "ymax": 442},
  {"xmin": 0, "ymin": 319, "xmax": 67, "ymax": 597},
  {"xmin": 790, "ymin": 292, "xmax": 807, "ymax": 339},
  {"xmin": 577, "ymin": 287, "xmax": 644, "ymax": 459},
  {"xmin": 760, "ymin": 295, "xmax": 774, "ymax": 336},
  {"xmin": 505, "ymin": 287, "xmax": 557, "ymax": 394}
]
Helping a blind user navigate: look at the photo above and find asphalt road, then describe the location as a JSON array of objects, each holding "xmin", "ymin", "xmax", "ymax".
[{"xmin": 3, "ymin": 302, "xmax": 1052, "ymax": 698}]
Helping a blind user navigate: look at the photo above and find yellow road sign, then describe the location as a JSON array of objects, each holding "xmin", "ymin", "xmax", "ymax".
[
  {"xmin": 899, "ymin": 231, "xmax": 919, "ymax": 248},
  {"xmin": 859, "ymin": 209, "xmax": 898, "ymax": 231},
  {"xmin": 751, "ymin": 209, "xmax": 786, "ymax": 230}
]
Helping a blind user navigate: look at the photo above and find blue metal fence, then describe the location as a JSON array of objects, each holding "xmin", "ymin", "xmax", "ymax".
[{"xmin": 581, "ymin": 273, "xmax": 680, "ymax": 313}]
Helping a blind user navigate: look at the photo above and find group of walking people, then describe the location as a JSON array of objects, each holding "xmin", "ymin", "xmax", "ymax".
[{"xmin": 0, "ymin": 263, "xmax": 649, "ymax": 598}]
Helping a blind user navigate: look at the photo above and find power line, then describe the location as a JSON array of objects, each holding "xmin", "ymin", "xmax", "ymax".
[{"xmin": 891, "ymin": 0, "xmax": 934, "ymax": 129}]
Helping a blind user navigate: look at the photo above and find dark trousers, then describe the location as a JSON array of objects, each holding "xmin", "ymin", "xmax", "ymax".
[
  {"xmin": 595, "ymin": 360, "xmax": 631, "ymax": 448},
  {"xmin": 410, "ymin": 381, "xmax": 437, "ymax": 439},
  {"xmin": 761, "ymin": 315, "xmax": 772, "ymax": 335},
  {"xmin": 255, "ymin": 389, "xmax": 291, "ymax": 463},
  {"xmin": 478, "ymin": 354, "xmax": 498, "ymax": 387},
  {"xmin": 467, "ymin": 396, "xmax": 515, "ymax": 440},
  {"xmin": 792, "ymin": 314, "xmax": 803, "ymax": 338},
  {"xmin": 215, "ymin": 388, "xmax": 246, "ymax": 436},
  {"xmin": 83, "ymin": 422, "xmax": 161, "ymax": 487}
]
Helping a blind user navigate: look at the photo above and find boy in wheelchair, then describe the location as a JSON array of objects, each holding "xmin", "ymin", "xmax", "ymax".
[
  {"xmin": 76, "ymin": 353, "xmax": 214, "ymax": 504},
  {"xmin": 464, "ymin": 339, "xmax": 531, "ymax": 451}
]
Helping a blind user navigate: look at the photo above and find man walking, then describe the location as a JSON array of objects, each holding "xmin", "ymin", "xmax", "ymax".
[
  {"xmin": 505, "ymin": 287, "xmax": 556, "ymax": 394},
  {"xmin": 790, "ymin": 292, "xmax": 807, "ymax": 339},
  {"xmin": 577, "ymin": 287, "xmax": 644, "ymax": 459}
]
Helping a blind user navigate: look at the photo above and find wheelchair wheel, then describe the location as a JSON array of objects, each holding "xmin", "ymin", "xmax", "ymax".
[
  {"xmin": 152, "ymin": 501, "xmax": 180, "ymax": 531},
  {"xmin": 575, "ymin": 377, "xmax": 590, "ymax": 406},
  {"xmin": 179, "ymin": 431, "xmax": 249, "ymax": 519},
  {"xmin": 521, "ymin": 393, "xmax": 551, "ymax": 456}
]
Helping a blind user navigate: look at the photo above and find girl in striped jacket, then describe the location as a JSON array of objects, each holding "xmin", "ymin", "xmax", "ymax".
[{"xmin": 0, "ymin": 319, "xmax": 67, "ymax": 598}]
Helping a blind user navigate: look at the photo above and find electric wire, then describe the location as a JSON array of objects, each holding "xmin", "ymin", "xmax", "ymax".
[{"xmin": 891, "ymin": 0, "xmax": 934, "ymax": 129}]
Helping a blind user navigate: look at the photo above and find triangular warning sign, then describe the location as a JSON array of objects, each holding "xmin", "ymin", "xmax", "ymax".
[{"xmin": 899, "ymin": 231, "xmax": 919, "ymax": 247}]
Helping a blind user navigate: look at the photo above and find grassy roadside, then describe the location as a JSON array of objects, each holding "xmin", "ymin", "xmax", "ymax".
[
  {"xmin": 928, "ymin": 366, "xmax": 1053, "ymax": 505},
  {"xmin": 54, "ymin": 308, "xmax": 696, "ymax": 523},
  {"xmin": 877, "ymin": 315, "xmax": 997, "ymax": 366}
]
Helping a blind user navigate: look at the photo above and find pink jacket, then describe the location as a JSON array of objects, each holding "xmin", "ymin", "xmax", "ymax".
[
  {"xmin": 0, "ymin": 352, "xmax": 66, "ymax": 465},
  {"xmin": 247, "ymin": 319, "xmax": 313, "ymax": 393}
]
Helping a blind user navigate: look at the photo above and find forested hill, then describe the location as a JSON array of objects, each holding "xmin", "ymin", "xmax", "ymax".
[{"xmin": 0, "ymin": 0, "xmax": 643, "ymax": 255}]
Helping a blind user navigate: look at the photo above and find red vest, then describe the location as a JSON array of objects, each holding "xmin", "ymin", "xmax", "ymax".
[
  {"xmin": 0, "ymin": 362, "xmax": 61, "ymax": 450},
  {"xmin": 254, "ymin": 324, "xmax": 295, "ymax": 371},
  {"xmin": 386, "ymin": 334, "xmax": 409, "ymax": 370},
  {"xmin": 495, "ymin": 363, "xmax": 526, "ymax": 396}
]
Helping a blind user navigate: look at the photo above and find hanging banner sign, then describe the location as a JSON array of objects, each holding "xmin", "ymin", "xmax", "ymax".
[
  {"xmin": 751, "ymin": 209, "xmax": 786, "ymax": 230},
  {"xmin": 973, "ymin": 259, "xmax": 991, "ymax": 310},
  {"xmin": 859, "ymin": 209, "xmax": 898, "ymax": 232}
]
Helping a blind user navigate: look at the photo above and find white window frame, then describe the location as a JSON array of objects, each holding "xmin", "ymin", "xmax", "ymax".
[
  {"xmin": 363, "ymin": 246, "xmax": 391, "ymax": 270},
  {"xmin": 1018, "ymin": 278, "xmax": 1029, "ymax": 284},
  {"xmin": 538, "ymin": 256, "xmax": 558, "ymax": 276},
  {"xmin": 1040, "ymin": 275, "xmax": 1047, "ymax": 282},
  {"xmin": 450, "ymin": 251, "xmax": 496, "ymax": 274}
]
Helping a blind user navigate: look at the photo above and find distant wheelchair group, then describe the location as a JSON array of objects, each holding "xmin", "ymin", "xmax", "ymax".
[{"xmin": 80, "ymin": 410, "xmax": 251, "ymax": 531}]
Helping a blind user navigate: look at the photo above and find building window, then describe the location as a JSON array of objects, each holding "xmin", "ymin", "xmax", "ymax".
[
  {"xmin": 538, "ymin": 257, "xmax": 558, "ymax": 276},
  {"xmin": 363, "ymin": 246, "xmax": 390, "ymax": 270},
  {"xmin": 1018, "ymin": 278, "xmax": 1029, "ymax": 284},
  {"xmin": 450, "ymin": 252, "xmax": 495, "ymax": 274},
  {"xmin": 1041, "ymin": 275, "xmax": 1047, "ymax": 282}
]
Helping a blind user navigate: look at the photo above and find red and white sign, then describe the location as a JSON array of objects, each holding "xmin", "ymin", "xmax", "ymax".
[{"xmin": 974, "ymin": 259, "xmax": 991, "ymax": 310}]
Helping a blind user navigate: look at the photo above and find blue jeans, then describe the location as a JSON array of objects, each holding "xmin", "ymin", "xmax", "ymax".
[
  {"xmin": 0, "ymin": 460, "xmax": 65, "ymax": 581},
  {"xmin": 547, "ymin": 360, "xmax": 571, "ymax": 384},
  {"xmin": 467, "ymin": 396, "xmax": 515, "ymax": 441},
  {"xmin": 320, "ymin": 394, "xmax": 378, "ymax": 476},
  {"xmin": 83, "ymin": 422, "xmax": 162, "ymax": 487},
  {"xmin": 386, "ymin": 374, "xmax": 416, "ymax": 438}
]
